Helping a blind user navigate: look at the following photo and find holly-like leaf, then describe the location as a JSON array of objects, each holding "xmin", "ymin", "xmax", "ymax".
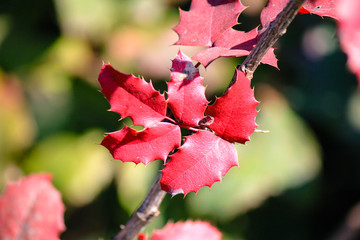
[
  {"xmin": 101, "ymin": 122, "xmax": 181, "ymax": 165},
  {"xmin": 148, "ymin": 221, "xmax": 222, "ymax": 240},
  {"xmin": 173, "ymin": 0, "xmax": 246, "ymax": 47},
  {"xmin": 160, "ymin": 130, "xmax": 238, "ymax": 195},
  {"xmin": 98, "ymin": 64, "xmax": 167, "ymax": 128},
  {"xmin": 192, "ymin": 28, "xmax": 278, "ymax": 68},
  {"xmin": 337, "ymin": 0, "xmax": 360, "ymax": 85},
  {"xmin": 261, "ymin": 0, "xmax": 337, "ymax": 32},
  {"xmin": 167, "ymin": 51, "xmax": 208, "ymax": 126},
  {"xmin": 206, "ymin": 70, "xmax": 258, "ymax": 144},
  {"xmin": 0, "ymin": 174, "xmax": 65, "ymax": 240}
]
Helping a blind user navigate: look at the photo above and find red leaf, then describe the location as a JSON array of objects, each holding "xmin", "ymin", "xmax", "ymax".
[
  {"xmin": 160, "ymin": 130, "xmax": 238, "ymax": 195},
  {"xmin": 192, "ymin": 28, "xmax": 278, "ymax": 68},
  {"xmin": 260, "ymin": 0, "xmax": 337, "ymax": 33},
  {"xmin": 167, "ymin": 51, "xmax": 208, "ymax": 127},
  {"xmin": 206, "ymin": 70, "xmax": 258, "ymax": 144},
  {"xmin": 302, "ymin": 0, "xmax": 337, "ymax": 19},
  {"xmin": 0, "ymin": 174, "xmax": 65, "ymax": 240},
  {"xmin": 149, "ymin": 221, "xmax": 222, "ymax": 240},
  {"xmin": 101, "ymin": 122, "xmax": 181, "ymax": 165},
  {"xmin": 337, "ymin": 0, "xmax": 360, "ymax": 85},
  {"xmin": 98, "ymin": 64, "xmax": 167, "ymax": 128},
  {"xmin": 173, "ymin": 0, "xmax": 246, "ymax": 47}
]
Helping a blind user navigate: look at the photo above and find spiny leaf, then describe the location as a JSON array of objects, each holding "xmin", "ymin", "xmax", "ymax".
[
  {"xmin": 337, "ymin": 0, "xmax": 360, "ymax": 85},
  {"xmin": 167, "ymin": 51, "xmax": 208, "ymax": 127},
  {"xmin": 173, "ymin": 0, "xmax": 246, "ymax": 47},
  {"xmin": 0, "ymin": 174, "xmax": 65, "ymax": 240},
  {"xmin": 101, "ymin": 122, "xmax": 181, "ymax": 165},
  {"xmin": 160, "ymin": 130, "xmax": 238, "ymax": 196},
  {"xmin": 192, "ymin": 28, "xmax": 278, "ymax": 68},
  {"xmin": 98, "ymin": 64, "xmax": 167, "ymax": 128},
  {"xmin": 206, "ymin": 70, "xmax": 258, "ymax": 144},
  {"xmin": 148, "ymin": 221, "xmax": 222, "ymax": 240}
]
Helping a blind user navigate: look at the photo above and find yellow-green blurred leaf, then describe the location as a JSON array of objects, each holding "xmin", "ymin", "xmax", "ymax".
[
  {"xmin": 115, "ymin": 161, "xmax": 161, "ymax": 214},
  {"xmin": 0, "ymin": 76, "xmax": 35, "ymax": 155},
  {"xmin": 26, "ymin": 61, "xmax": 72, "ymax": 135},
  {"xmin": 0, "ymin": 75, "xmax": 35, "ymax": 189},
  {"xmin": 23, "ymin": 130, "xmax": 114, "ymax": 206},
  {"xmin": 46, "ymin": 37, "xmax": 96, "ymax": 80}
]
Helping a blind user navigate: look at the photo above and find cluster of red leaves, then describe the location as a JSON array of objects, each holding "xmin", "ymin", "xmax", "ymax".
[
  {"xmin": 138, "ymin": 220, "xmax": 221, "ymax": 240},
  {"xmin": 99, "ymin": 51, "xmax": 258, "ymax": 195},
  {"xmin": 1, "ymin": 1, "xmax": 359, "ymax": 240},
  {"xmin": 173, "ymin": 0, "xmax": 337, "ymax": 68},
  {"xmin": 99, "ymin": 0, "xmax": 352, "ymax": 196},
  {"xmin": 175, "ymin": 0, "xmax": 360, "ymax": 84},
  {"xmin": 173, "ymin": 0, "xmax": 277, "ymax": 68},
  {"xmin": 0, "ymin": 174, "xmax": 65, "ymax": 240}
]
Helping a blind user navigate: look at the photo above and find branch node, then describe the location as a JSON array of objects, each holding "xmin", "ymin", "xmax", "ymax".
[
  {"xmin": 136, "ymin": 212, "xmax": 147, "ymax": 222},
  {"xmin": 240, "ymin": 64, "xmax": 254, "ymax": 80}
]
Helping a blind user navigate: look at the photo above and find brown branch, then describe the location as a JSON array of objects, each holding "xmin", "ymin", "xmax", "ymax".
[
  {"xmin": 111, "ymin": 173, "xmax": 167, "ymax": 240},
  {"xmin": 240, "ymin": 0, "xmax": 306, "ymax": 80}
]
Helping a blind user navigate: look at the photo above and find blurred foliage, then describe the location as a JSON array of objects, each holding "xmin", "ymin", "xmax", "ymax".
[
  {"xmin": 0, "ymin": 0, "xmax": 360, "ymax": 240},
  {"xmin": 22, "ymin": 130, "xmax": 114, "ymax": 206}
]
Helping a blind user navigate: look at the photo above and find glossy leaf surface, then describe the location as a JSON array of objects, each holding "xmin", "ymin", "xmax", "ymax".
[
  {"xmin": 192, "ymin": 28, "xmax": 277, "ymax": 68},
  {"xmin": 98, "ymin": 64, "xmax": 167, "ymax": 128},
  {"xmin": 167, "ymin": 51, "xmax": 208, "ymax": 126},
  {"xmin": 101, "ymin": 122, "xmax": 181, "ymax": 165},
  {"xmin": 161, "ymin": 130, "xmax": 238, "ymax": 195},
  {"xmin": 0, "ymin": 174, "xmax": 65, "ymax": 240},
  {"xmin": 173, "ymin": 0, "xmax": 245, "ymax": 47},
  {"xmin": 206, "ymin": 70, "xmax": 258, "ymax": 144}
]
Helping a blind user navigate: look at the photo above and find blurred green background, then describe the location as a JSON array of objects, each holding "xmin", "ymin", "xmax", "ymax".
[{"xmin": 0, "ymin": 0, "xmax": 359, "ymax": 239}]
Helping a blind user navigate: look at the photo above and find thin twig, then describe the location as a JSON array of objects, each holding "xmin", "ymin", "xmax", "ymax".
[
  {"xmin": 240, "ymin": 0, "xmax": 306, "ymax": 80},
  {"xmin": 111, "ymin": 173, "xmax": 166, "ymax": 240}
]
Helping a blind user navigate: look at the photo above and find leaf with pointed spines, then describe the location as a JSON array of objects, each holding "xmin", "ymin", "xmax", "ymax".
[
  {"xmin": 0, "ymin": 174, "xmax": 65, "ymax": 240},
  {"xmin": 98, "ymin": 64, "xmax": 167, "ymax": 128},
  {"xmin": 192, "ymin": 28, "xmax": 278, "ymax": 68},
  {"xmin": 101, "ymin": 122, "xmax": 181, "ymax": 165},
  {"xmin": 206, "ymin": 70, "xmax": 258, "ymax": 144},
  {"xmin": 173, "ymin": 0, "xmax": 246, "ymax": 47},
  {"xmin": 160, "ymin": 130, "xmax": 238, "ymax": 196},
  {"xmin": 167, "ymin": 51, "xmax": 208, "ymax": 127}
]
